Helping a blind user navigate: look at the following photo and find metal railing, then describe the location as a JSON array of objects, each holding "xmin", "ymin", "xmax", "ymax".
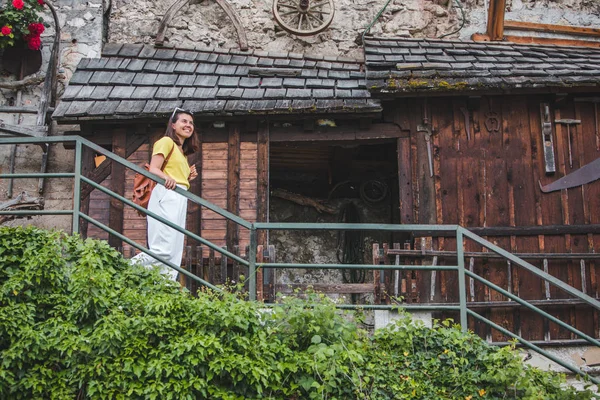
[{"xmin": 1, "ymin": 135, "xmax": 599, "ymax": 383}]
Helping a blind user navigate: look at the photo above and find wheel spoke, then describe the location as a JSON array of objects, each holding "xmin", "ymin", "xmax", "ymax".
[
  {"xmin": 280, "ymin": 10, "xmax": 298, "ymax": 16},
  {"xmin": 298, "ymin": 13, "xmax": 303, "ymax": 30},
  {"xmin": 285, "ymin": 13, "xmax": 298, "ymax": 24},
  {"xmin": 311, "ymin": 0, "xmax": 329, "ymax": 8},
  {"xmin": 277, "ymin": 4, "xmax": 297, "ymax": 9},
  {"xmin": 305, "ymin": 14, "xmax": 314, "ymax": 29},
  {"xmin": 307, "ymin": 12, "xmax": 323, "ymax": 25}
]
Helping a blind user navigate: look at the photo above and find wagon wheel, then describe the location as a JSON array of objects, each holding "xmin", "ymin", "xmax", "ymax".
[{"xmin": 273, "ymin": 0, "xmax": 335, "ymax": 36}]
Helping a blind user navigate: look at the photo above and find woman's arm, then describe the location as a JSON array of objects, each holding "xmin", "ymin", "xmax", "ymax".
[{"xmin": 148, "ymin": 154, "xmax": 177, "ymax": 190}]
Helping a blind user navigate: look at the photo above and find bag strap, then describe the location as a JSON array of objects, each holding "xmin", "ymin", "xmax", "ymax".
[{"xmin": 160, "ymin": 140, "xmax": 176, "ymax": 172}]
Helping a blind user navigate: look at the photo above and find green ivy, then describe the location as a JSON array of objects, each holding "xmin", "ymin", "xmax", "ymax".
[{"xmin": 0, "ymin": 226, "xmax": 597, "ymax": 399}]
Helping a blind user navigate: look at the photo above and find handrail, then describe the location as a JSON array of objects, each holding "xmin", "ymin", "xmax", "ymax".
[
  {"xmin": 82, "ymin": 177, "xmax": 249, "ymax": 266},
  {"xmin": 468, "ymin": 310, "xmax": 600, "ymax": 385},
  {"xmin": 1, "ymin": 135, "xmax": 599, "ymax": 383},
  {"xmin": 460, "ymin": 227, "xmax": 600, "ymax": 311}
]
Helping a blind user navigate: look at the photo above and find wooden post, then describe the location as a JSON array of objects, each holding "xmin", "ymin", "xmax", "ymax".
[
  {"xmin": 227, "ymin": 124, "xmax": 241, "ymax": 252},
  {"xmin": 257, "ymin": 244, "xmax": 264, "ymax": 301},
  {"xmin": 256, "ymin": 122, "xmax": 269, "ymax": 246},
  {"xmin": 487, "ymin": 0, "xmax": 507, "ymax": 41},
  {"xmin": 108, "ymin": 129, "xmax": 126, "ymax": 248},
  {"xmin": 373, "ymin": 243, "xmax": 381, "ymax": 304},
  {"xmin": 187, "ymin": 127, "xmax": 202, "ymax": 241},
  {"xmin": 397, "ymin": 137, "xmax": 414, "ymax": 224},
  {"xmin": 79, "ymin": 144, "xmax": 94, "ymax": 237},
  {"xmin": 383, "ymin": 243, "xmax": 391, "ymax": 304}
]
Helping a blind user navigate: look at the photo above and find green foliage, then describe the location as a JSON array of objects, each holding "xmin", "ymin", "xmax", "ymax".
[{"xmin": 0, "ymin": 226, "xmax": 597, "ymax": 399}]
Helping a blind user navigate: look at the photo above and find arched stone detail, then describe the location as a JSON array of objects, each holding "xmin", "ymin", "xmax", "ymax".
[{"xmin": 156, "ymin": 0, "xmax": 248, "ymax": 50}]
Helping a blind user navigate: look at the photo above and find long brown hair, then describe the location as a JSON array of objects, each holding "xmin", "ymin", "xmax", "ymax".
[{"xmin": 164, "ymin": 109, "xmax": 200, "ymax": 156}]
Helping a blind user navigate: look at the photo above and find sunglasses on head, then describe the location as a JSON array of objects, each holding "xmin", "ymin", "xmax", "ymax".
[{"xmin": 170, "ymin": 107, "xmax": 192, "ymax": 121}]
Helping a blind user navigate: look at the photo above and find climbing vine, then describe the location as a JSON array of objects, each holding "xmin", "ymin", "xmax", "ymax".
[{"xmin": 0, "ymin": 226, "xmax": 596, "ymax": 399}]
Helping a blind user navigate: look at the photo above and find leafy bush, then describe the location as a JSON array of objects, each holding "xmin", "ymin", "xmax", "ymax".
[{"xmin": 0, "ymin": 226, "xmax": 596, "ymax": 399}]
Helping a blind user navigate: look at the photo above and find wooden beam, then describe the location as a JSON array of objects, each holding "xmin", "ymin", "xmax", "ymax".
[
  {"xmin": 226, "ymin": 124, "xmax": 241, "ymax": 251},
  {"xmin": 0, "ymin": 74, "xmax": 45, "ymax": 90},
  {"xmin": 397, "ymin": 137, "xmax": 414, "ymax": 224},
  {"xmin": 108, "ymin": 130, "xmax": 126, "ymax": 249},
  {"xmin": 80, "ymin": 134, "xmax": 147, "ymax": 200},
  {"xmin": 256, "ymin": 122, "xmax": 269, "ymax": 246},
  {"xmin": 504, "ymin": 34, "xmax": 600, "ymax": 48},
  {"xmin": 270, "ymin": 122, "xmax": 406, "ymax": 142},
  {"xmin": 410, "ymin": 224, "xmax": 600, "ymax": 238},
  {"xmin": 504, "ymin": 20, "xmax": 600, "ymax": 38},
  {"xmin": 487, "ymin": 0, "xmax": 507, "ymax": 41},
  {"xmin": 187, "ymin": 130, "xmax": 202, "ymax": 239},
  {"xmin": 274, "ymin": 283, "xmax": 375, "ymax": 294},
  {"xmin": 79, "ymin": 145, "xmax": 94, "ymax": 238}
]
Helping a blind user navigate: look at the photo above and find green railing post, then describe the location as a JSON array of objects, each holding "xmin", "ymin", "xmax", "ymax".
[
  {"xmin": 248, "ymin": 226, "xmax": 257, "ymax": 301},
  {"xmin": 72, "ymin": 139, "xmax": 82, "ymax": 235},
  {"xmin": 457, "ymin": 227, "xmax": 468, "ymax": 332}
]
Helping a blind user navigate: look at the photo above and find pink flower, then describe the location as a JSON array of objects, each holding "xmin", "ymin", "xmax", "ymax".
[
  {"xmin": 28, "ymin": 23, "xmax": 45, "ymax": 35},
  {"xmin": 27, "ymin": 36, "xmax": 41, "ymax": 50},
  {"xmin": 37, "ymin": 0, "xmax": 44, "ymax": 4},
  {"xmin": 1, "ymin": 26, "xmax": 11, "ymax": 36},
  {"xmin": 12, "ymin": 0, "xmax": 24, "ymax": 9}
]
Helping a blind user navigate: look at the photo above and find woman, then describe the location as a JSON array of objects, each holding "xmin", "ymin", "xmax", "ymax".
[{"xmin": 132, "ymin": 108, "xmax": 199, "ymax": 280}]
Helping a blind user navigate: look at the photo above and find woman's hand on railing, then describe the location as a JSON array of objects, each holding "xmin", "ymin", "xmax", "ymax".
[{"xmin": 163, "ymin": 175, "xmax": 177, "ymax": 190}]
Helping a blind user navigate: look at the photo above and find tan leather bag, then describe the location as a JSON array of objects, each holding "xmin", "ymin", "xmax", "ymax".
[{"xmin": 132, "ymin": 143, "xmax": 174, "ymax": 216}]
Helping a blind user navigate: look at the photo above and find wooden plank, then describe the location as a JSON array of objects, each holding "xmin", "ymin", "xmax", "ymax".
[
  {"xmin": 512, "ymin": 96, "xmax": 544, "ymax": 341},
  {"xmin": 547, "ymin": 105, "xmax": 573, "ymax": 340},
  {"xmin": 373, "ymin": 243, "xmax": 381, "ymax": 304},
  {"xmin": 202, "ymin": 219, "xmax": 227, "ymax": 230},
  {"xmin": 202, "ymin": 180, "xmax": 228, "ymax": 190},
  {"xmin": 203, "ymin": 160, "xmax": 228, "ymax": 170},
  {"xmin": 504, "ymin": 20, "xmax": 600, "ymax": 38},
  {"xmin": 203, "ymin": 150, "xmax": 228, "ymax": 160},
  {"xmin": 108, "ymin": 130, "xmax": 126, "ymax": 248},
  {"xmin": 257, "ymin": 245, "xmax": 264, "ymax": 301},
  {"xmin": 79, "ymin": 145, "xmax": 94, "ymax": 237},
  {"xmin": 241, "ymin": 142, "xmax": 257, "ymax": 150},
  {"xmin": 504, "ymin": 34, "xmax": 600, "ymax": 49},
  {"xmin": 397, "ymin": 136, "xmax": 414, "ymax": 224},
  {"xmin": 437, "ymin": 98, "xmax": 458, "ymax": 303},
  {"xmin": 203, "ymin": 142, "xmax": 229, "ymax": 150},
  {"xmin": 269, "ymin": 123, "xmax": 406, "ymax": 142},
  {"xmin": 226, "ymin": 124, "xmax": 241, "ymax": 251},
  {"xmin": 274, "ymin": 283, "xmax": 375, "ymax": 294},
  {"xmin": 240, "ymin": 209, "xmax": 257, "ymax": 220},
  {"xmin": 239, "ymin": 198, "xmax": 256, "ymax": 210},
  {"xmin": 203, "ymin": 170, "xmax": 228, "ymax": 179},
  {"xmin": 240, "ymin": 169, "xmax": 258, "ymax": 179},
  {"xmin": 240, "ymin": 189, "xmax": 257, "ymax": 199},
  {"xmin": 574, "ymin": 101, "xmax": 596, "ymax": 338}
]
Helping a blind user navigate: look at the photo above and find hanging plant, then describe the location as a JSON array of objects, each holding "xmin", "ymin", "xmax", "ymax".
[{"xmin": 0, "ymin": 0, "xmax": 46, "ymax": 50}]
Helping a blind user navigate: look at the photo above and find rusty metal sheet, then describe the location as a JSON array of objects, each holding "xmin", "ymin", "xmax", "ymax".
[{"xmin": 539, "ymin": 157, "xmax": 600, "ymax": 193}]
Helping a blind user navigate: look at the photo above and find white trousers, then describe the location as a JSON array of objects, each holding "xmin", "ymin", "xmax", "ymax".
[{"xmin": 131, "ymin": 184, "xmax": 187, "ymax": 280}]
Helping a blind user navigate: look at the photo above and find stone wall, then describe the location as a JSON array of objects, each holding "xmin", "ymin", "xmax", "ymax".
[
  {"xmin": 108, "ymin": 0, "xmax": 600, "ymax": 58},
  {"xmin": 0, "ymin": 0, "xmax": 106, "ymax": 230}
]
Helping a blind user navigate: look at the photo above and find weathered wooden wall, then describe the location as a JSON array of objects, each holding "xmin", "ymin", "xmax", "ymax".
[{"xmin": 390, "ymin": 94, "xmax": 600, "ymax": 341}]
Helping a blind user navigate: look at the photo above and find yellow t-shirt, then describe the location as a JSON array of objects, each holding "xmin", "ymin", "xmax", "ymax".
[{"xmin": 152, "ymin": 137, "xmax": 191, "ymax": 189}]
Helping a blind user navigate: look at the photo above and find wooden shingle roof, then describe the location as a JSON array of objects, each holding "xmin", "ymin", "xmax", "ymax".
[
  {"xmin": 52, "ymin": 44, "xmax": 381, "ymax": 122},
  {"xmin": 365, "ymin": 37, "xmax": 600, "ymax": 96},
  {"xmin": 53, "ymin": 44, "xmax": 381, "ymax": 122}
]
